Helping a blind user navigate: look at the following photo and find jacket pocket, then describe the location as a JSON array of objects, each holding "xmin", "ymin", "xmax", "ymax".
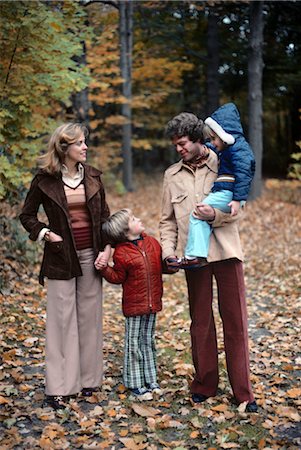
[
  {"xmin": 171, "ymin": 192, "xmax": 189, "ymax": 220},
  {"xmin": 47, "ymin": 240, "xmax": 67, "ymax": 268},
  {"xmin": 171, "ymin": 192, "xmax": 187, "ymax": 204},
  {"xmin": 49, "ymin": 240, "xmax": 64, "ymax": 253}
]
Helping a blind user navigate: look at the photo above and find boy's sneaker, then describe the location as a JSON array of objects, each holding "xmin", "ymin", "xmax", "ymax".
[
  {"xmin": 129, "ymin": 387, "xmax": 153, "ymax": 401},
  {"xmin": 147, "ymin": 382, "xmax": 162, "ymax": 395}
]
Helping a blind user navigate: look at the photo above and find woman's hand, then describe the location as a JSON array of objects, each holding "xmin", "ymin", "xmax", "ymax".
[{"xmin": 47, "ymin": 231, "xmax": 63, "ymax": 242}]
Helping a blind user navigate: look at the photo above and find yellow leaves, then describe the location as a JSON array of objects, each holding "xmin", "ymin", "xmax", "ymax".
[
  {"xmin": 212, "ymin": 403, "xmax": 229, "ymax": 412},
  {"xmin": 39, "ymin": 423, "xmax": 66, "ymax": 449},
  {"xmin": 286, "ymin": 387, "xmax": 301, "ymax": 398},
  {"xmin": 1, "ymin": 177, "xmax": 301, "ymax": 449},
  {"xmin": 49, "ymin": 22, "xmax": 63, "ymax": 32},
  {"xmin": 190, "ymin": 430, "xmax": 200, "ymax": 438},
  {"xmin": 276, "ymin": 406, "xmax": 301, "ymax": 422},
  {"xmin": 80, "ymin": 418, "xmax": 97, "ymax": 429},
  {"xmin": 131, "ymin": 403, "xmax": 160, "ymax": 417},
  {"xmin": 105, "ymin": 115, "xmax": 130, "ymax": 126},
  {"xmin": 0, "ymin": 395, "xmax": 10, "ymax": 404},
  {"xmin": 174, "ymin": 361, "xmax": 194, "ymax": 376},
  {"xmin": 90, "ymin": 405, "xmax": 104, "ymax": 417},
  {"xmin": 119, "ymin": 436, "xmax": 148, "ymax": 449}
]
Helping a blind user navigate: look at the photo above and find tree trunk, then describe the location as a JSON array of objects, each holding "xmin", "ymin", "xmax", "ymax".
[
  {"xmin": 206, "ymin": 8, "xmax": 219, "ymax": 116},
  {"xmin": 119, "ymin": 0, "xmax": 133, "ymax": 191},
  {"xmin": 248, "ymin": 1, "xmax": 264, "ymax": 199}
]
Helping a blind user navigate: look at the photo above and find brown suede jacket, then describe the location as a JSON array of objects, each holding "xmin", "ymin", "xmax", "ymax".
[{"xmin": 20, "ymin": 164, "xmax": 110, "ymax": 285}]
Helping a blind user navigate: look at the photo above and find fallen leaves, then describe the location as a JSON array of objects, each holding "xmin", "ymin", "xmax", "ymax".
[
  {"xmin": 0, "ymin": 176, "xmax": 301, "ymax": 449},
  {"xmin": 131, "ymin": 403, "xmax": 160, "ymax": 417}
]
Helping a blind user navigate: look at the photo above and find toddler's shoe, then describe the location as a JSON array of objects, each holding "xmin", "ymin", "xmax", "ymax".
[
  {"xmin": 178, "ymin": 257, "xmax": 208, "ymax": 270},
  {"xmin": 129, "ymin": 387, "xmax": 153, "ymax": 401},
  {"xmin": 147, "ymin": 382, "xmax": 162, "ymax": 395}
]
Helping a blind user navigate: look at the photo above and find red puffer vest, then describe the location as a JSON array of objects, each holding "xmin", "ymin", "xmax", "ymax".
[{"xmin": 101, "ymin": 233, "xmax": 163, "ymax": 317}]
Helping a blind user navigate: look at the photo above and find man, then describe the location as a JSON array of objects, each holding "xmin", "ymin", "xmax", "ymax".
[{"xmin": 159, "ymin": 112, "xmax": 257, "ymax": 412}]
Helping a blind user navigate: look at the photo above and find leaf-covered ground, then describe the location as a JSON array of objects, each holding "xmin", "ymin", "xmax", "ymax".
[{"xmin": 0, "ymin": 175, "xmax": 300, "ymax": 450}]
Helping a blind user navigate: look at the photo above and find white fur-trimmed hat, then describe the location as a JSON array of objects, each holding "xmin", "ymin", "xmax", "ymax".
[{"xmin": 204, "ymin": 117, "xmax": 235, "ymax": 145}]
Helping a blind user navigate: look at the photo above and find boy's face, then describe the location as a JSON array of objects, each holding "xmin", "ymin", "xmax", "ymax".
[
  {"xmin": 128, "ymin": 212, "xmax": 145, "ymax": 237},
  {"xmin": 172, "ymin": 135, "xmax": 201, "ymax": 161},
  {"xmin": 209, "ymin": 132, "xmax": 225, "ymax": 151}
]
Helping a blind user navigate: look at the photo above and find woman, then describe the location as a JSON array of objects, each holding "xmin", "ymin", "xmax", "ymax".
[{"xmin": 20, "ymin": 123, "xmax": 110, "ymax": 410}]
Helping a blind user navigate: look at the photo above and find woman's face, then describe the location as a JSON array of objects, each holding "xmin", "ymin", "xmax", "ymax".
[{"xmin": 64, "ymin": 133, "xmax": 87, "ymax": 166}]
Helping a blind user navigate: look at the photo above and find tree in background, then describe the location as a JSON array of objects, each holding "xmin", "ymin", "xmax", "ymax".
[
  {"xmin": 248, "ymin": 0, "xmax": 264, "ymax": 199},
  {"xmin": 86, "ymin": 1, "xmax": 192, "ymax": 183},
  {"xmin": 119, "ymin": 0, "xmax": 134, "ymax": 191},
  {"xmin": 0, "ymin": 0, "xmax": 90, "ymax": 202}
]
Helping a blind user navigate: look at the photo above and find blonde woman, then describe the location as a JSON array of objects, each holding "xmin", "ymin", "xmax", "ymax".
[{"xmin": 20, "ymin": 123, "xmax": 110, "ymax": 409}]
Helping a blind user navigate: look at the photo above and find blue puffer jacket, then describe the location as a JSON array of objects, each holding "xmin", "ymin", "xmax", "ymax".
[{"xmin": 206, "ymin": 103, "xmax": 255, "ymax": 201}]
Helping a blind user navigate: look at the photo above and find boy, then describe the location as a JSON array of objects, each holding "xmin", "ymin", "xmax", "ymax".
[{"xmin": 96, "ymin": 209, "xmax": 163, "ymax": 401}]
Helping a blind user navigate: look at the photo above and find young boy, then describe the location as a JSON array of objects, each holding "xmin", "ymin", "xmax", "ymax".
[
  {"xmin": 96, "ymin": 209, "xmax": 163, "ymax": 400},
  {"xmin": 179, "ymin": 103, "xmax": 256, "ymax": 268}
]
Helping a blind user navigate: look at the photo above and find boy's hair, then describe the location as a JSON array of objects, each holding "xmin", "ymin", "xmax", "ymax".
[
  {"xmin": 165, "ymin": 112, "xmax": 204, "ymax": 142},
  {"xmin": 102, "ymin": 209, "xmax": 131, "ymax": 246}
]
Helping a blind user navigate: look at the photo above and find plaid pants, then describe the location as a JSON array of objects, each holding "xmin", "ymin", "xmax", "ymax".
[{"xmin": 123, "ymin": 313, "xmax": 157, "ymax": 389}]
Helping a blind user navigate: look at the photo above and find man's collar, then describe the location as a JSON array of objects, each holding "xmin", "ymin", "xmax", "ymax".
[{"xmin": 168, "ymin": 151, "xmax": 218, "ymax": 176}]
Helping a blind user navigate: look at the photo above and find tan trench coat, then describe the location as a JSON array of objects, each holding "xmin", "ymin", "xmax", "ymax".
[{"xmin": 159, "ymin": 151, "xmax": 244, "ymax": 262}]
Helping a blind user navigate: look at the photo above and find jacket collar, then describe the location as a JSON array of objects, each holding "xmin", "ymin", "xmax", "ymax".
[
  {"xmin": 168, "ymin": 150, "xmax": 218, "ymax": 176},
  {"xmin": 37, "ymin": 164, "xmax": 103, "ymax": 210},
  {"xmin": 83, "ymin": 164, "xmax": 103, "ymax": 203}
]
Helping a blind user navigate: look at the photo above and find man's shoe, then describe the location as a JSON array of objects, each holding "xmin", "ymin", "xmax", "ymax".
[
  {"xmin": 178, "ymin": 257, "xmax": 208, "ymax": 270},
  {"xmin": 81, "ymin": 387, "xmax": 97, "ymax": 397},
  {"xmin": 45, "ymin": 395, "xmax": 68, "ymax": 410},
  {"xmin": 192, "ymin": 393, "xmax": 208, "ymax": 403},
  {"xmin": 129, "ymin": 387, "xmax": 153, "ymax": 401},
  {"xmin": 245, "ymin": 400, "xmax": 258, "ymax": 413}
]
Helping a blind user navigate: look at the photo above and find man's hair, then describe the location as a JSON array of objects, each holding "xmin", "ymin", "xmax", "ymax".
[
  {"xmin": 165, "ymin": 112, "xmax": 204, "ymax": 142},
  {"xmin": 102, "ymin": 209, "xmax": 131, "ymax": 246}
]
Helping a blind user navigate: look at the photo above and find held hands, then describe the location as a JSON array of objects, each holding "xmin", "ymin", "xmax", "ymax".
[
  {"xmin": 164, "ymin": 256, "xmax": 180, "ymax": 274},
  {"xmin": 228, "ymin": 200, "xmax": 240, "ymax": 216},
  {"xmin": 94, "ymin": 245, "xmax": 111, "ymax": 271}
]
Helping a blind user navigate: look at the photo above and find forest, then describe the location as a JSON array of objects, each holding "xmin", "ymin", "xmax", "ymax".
[
  {"xmin": 1, "ymin": 0, "xmax": 301, "ymax": 201},
  {"xmin": 0, "ymin": 1, "xmax": 301, "ymax": 449}
]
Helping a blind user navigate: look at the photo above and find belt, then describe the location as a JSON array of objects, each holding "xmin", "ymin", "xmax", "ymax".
[{"xmin": 216, "ymin": 175, "xmax": 235, "ymax": 182}]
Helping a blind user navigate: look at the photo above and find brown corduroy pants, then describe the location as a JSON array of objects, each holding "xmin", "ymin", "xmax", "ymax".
[
  {"xmin": 185, "ymin": 258, "xmax": 254, "ymax": 404},
  {"xmin": 45, "ymin": 248, "xmax": 103, "ymax": 396}
]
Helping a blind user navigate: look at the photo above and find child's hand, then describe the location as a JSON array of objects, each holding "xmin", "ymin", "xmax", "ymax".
[
  {"xmin": 199, "ymin": 144, "xmax": 209, "ymax": 158},
  {"xmin": 228, "ymin": 200, "xmax": 240, "ymax": 216},
  {"xmin": 94, "ymin": 245, "xmax": 111, "ymax": 271}
]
